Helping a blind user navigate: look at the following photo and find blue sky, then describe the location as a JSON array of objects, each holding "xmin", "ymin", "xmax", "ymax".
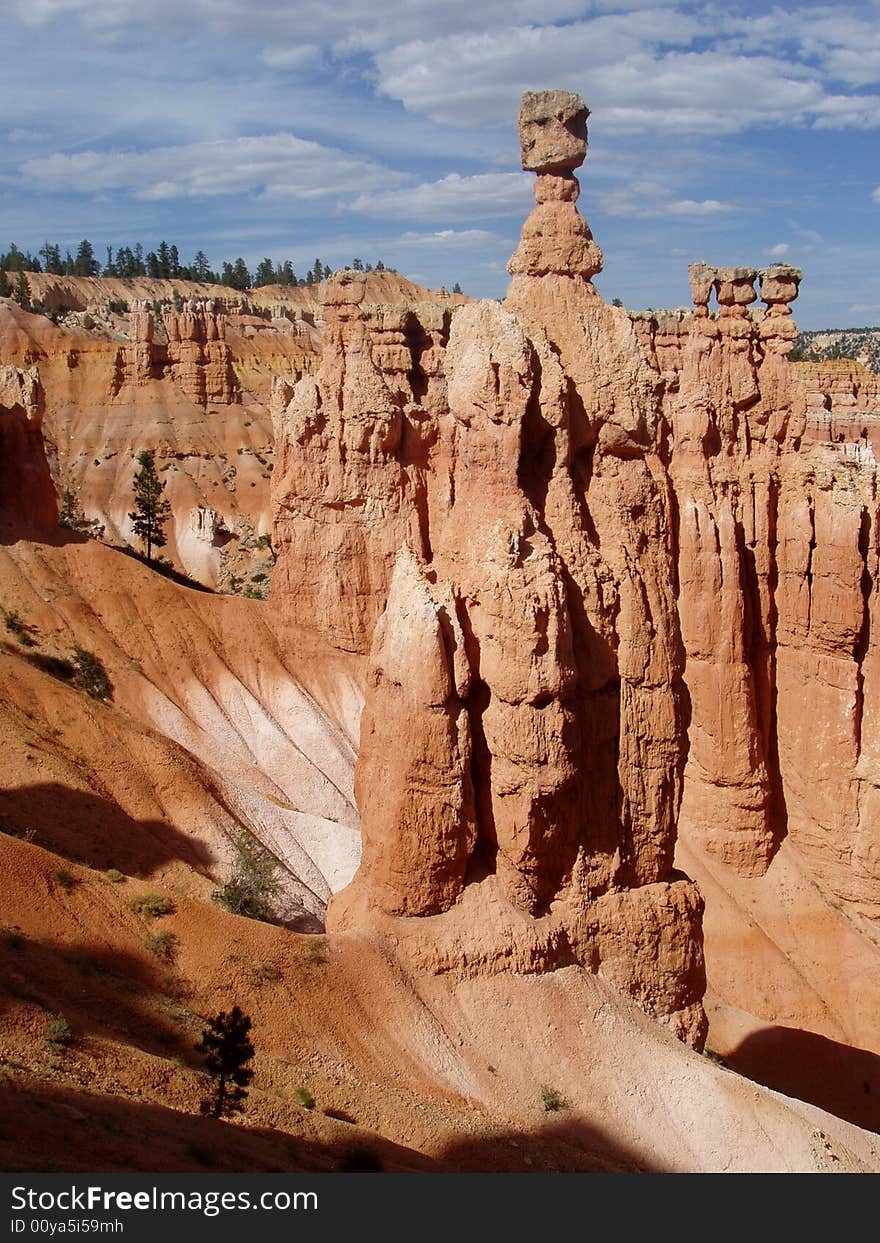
[{"xmin": 3, "ymin": 0, "xmax": 879, "ymax": 328}]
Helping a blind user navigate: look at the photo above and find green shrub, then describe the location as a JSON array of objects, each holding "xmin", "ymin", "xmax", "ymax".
[
  {"xmin": 294, "ymin": 1087, "xmax": 315, "ymax": 1110},
  {"xmin": 147, "ymin": 930, "xmax": 177, "ymax": 962},
  {"xmin": 251, "ymin": 962, "xmax": 282, "ymax": 984},
  {"xmin": 131, "ymin": 893, "xmax": 174, "ymax": 918},
  {"xmin": 212, "ymin": 828, "xmax": 280, "ymax": 923},
  {"xmin": 3, "ymin": 609, "xmax": 38, "ymax": 647},
  {"xmin": 44, "ymin": 1012, "xmax": 72, "ymax": 1046},
  {"xmin": 104, "ymin": 868, "xmax": 125, "ymax": 884},
  {"xmin": 70, "ymin": 647, "xmax": 113, "ymax": 700},
  {"xmin": 541, "ymin": 1085, "xmax": 565, "ymax": 1112},
  {"xmin": 53, "ymin": 868, "xmax": 76, "ymax": 890}
]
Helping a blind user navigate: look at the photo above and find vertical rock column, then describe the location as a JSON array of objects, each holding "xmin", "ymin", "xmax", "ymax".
[
  {"xmin": 271, "ymin": 271, "xmax": 429, "ymax": 653},
  {"xmin": 670, "ymin": 265, "xmax": 779, "ymax": 874},
  {"xmin": 325, "ymin": 92, "xmax": 707, "ymax": 1047}
]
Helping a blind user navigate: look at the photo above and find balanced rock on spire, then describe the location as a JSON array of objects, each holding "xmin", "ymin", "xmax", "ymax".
[{"xmin": 508, "ymin": 89, "xmax": 603, "ymax": 279}]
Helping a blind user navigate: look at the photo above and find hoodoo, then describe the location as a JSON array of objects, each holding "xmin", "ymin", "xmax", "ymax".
[{"xmin": 273, "ymin": 90, "xmax": 708, "ymax": 1046}]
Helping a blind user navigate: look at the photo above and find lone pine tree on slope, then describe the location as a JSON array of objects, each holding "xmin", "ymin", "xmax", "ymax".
[
  {"xmin": 129, "ymin": 449, "xmax": 171, "ymax": 563},
  {"xmin": 195, "ymin": 1007, "xmax": 255, "ymax": 1118}
]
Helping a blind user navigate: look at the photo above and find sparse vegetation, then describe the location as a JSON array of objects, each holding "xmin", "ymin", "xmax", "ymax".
[
  {"xmin": 44, "ymin": 1012, "xmax": 72, "ymax": 1047},
  {"xmin": 294, "ymin": 1087, "xmax": 315, "ymax": 1110},
  {"xmin": 306, "ymin": 937, "xmax": 327, "ymax": 965},
  {"xmin": 251, "ymin": 962, "xmax": 282, "ymax": 984},
  {"xmin": 147, "ymin": 929, "xmax": 178, "ymax": 961},
  {"xmin": 195, "ymin": 1006, "xmax": 255, "ymax": 1118},
  {"xmin": 104, "ymin": 868, "xmax": 125, "ymax": 884},
  {"xmin": 212, "ymin": 827, "xmax": 281, "ymax": 923},
  {"xmin": 131, "ymin": 892, "xmax": 174, "ymax": 918},
  {"xmin": 793, "ymin": 327, "xmax": 880, "ymax": 371},
  {"xmin": 3, "ymin": 609, "xmax": 38, "ymax": 647},
  {"xmin": 541, "ymin": 1085, "xmax": 565, "ymax": 1112},
  {"xmin": 53, "ymin": 867, "xmax": 76, "ymax": 890},
  {"xmin": 70, "ymin": 646, "xmax": 113, "ymax": 700}
]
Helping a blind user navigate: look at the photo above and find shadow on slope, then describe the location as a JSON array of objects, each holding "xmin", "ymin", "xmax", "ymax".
[
  {"xmin": 0, "ymin": 783, "xmax": 214, "ymax": 876},
  {"xmin": 727, "ymin": 1025, "xmax": 880, "ymax": 1133},
  {"xmin": 0, "ymin": 1076, "xmax": 435, "ymax": 1174},
  {"xmin": 0, "ymin": 1075, "xmax": 655, "ymax": 1174},
  {"xmin": 0, "ymin": 933, "xmax": 196, "ymax": 1062}
]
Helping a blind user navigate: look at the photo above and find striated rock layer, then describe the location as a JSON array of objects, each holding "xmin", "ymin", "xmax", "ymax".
[{"xmin": 273, "ymin": 90, "xmax": 707, "ymax": 1045}]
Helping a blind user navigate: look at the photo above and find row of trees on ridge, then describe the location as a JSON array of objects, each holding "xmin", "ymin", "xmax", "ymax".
[{"xmin": 1, "ymin": 240, "xmax": 397, "ymax": 290}]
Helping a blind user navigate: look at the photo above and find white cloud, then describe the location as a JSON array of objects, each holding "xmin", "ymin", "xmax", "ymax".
[
  {"xmin": 598, "ymin": 180, "xmax": 734, "ymax": 218},
  {"xmin": 391, "ymin": 228, "xmax": 499, "ymax": 248},
  {"xmin": 261, "ymin": 44, "xmax": 323, "ymax": 70},
  {"xmin": 765, "ymin": 242, "xmax": 791, "ymax": 257},
  {"xmin": 811, "ymin": 92, "xmax": 880, "ymax": 128},
  {"xmin": 15, "ymin": 2, "xmax": 682, "ymax": 48},
  {"xmin": 351, "ymin": 172, "xmax": 532, "ymax": 221},
  {"xmin": 7, "ymin": 128, "xmax": 47, "ymax": 143},
  {"xmin": 873, "ymin": 186, "xmax": 880, "ymax": 203},
  {"xmin": 20, "ymin": 133, "xmax": 403, "ymax": 200}
]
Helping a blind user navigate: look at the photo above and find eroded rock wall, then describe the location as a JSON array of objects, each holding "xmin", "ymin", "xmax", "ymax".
[
  {"xmin": 0, "ymin": 364, "xmax": 56, "ymax": 534},
  {"xmin": 273, "ymin": 91, "xmax": 707, "ymax": 1046}
]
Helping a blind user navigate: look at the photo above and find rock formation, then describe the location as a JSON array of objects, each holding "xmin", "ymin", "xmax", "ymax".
[
  {"xmin": 271, "ymin": 270, "xmax": 451, "ymax": 653},
  {"xmin": 274, "ymin": 91, "xmax": 707, "ymax": 1046},
  {"xmin": 114, "ymin": 299, "xmax": 236, "ymax": 404},
  {"xmin": 0, "ymin": 363, "xmax": 56, "ymax": 533}
]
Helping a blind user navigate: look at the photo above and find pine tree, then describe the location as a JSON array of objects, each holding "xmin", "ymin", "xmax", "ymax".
[
  {"xmin": 195, "ymin": 1007, "xmax": 255, "ymax": 1118},
  {"xmin": 191, "ymin": 250, "xmax": 211, "ymax": 282},
  {"xmin": 254, "ymin": 257, "xmax": 275, "ymax": 287},
  {"xmin": 39, "ymin": 242, "xmax": 63, "ymax": 275},
  {"xmin": 14, "ymin": 272, "xmax": 30, "ymax": 309},
  {"xmin": 232, "ymin": 257, "xmax": 251, "ymax": 291},
  {"xmin": 73, "ymin": 239, "xmax": 99, "ymax": 277},
  {"xmin": 128, "ymin": 449, "xmax": 171, "ymax": 563},
  {"xmin": 452, "ymin": 281, "xmax": 462, "ymax": 294},
  {"xmin": 156, "ymin": 240, "xmax": 171, "ymax": 279}
]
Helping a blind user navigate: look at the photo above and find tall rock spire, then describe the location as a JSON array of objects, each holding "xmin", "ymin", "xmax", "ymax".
[{"xmin": 508, "ymin": 89, "xmax": 603, "ymax": 279}]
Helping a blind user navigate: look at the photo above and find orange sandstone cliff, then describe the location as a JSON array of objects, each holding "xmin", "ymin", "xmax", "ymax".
[
  {"xmin": 0, "ymin": 91, "xmax": 878, "ymax": 1168},
  {"xmin": 269, "ymin": 91, "xmax": 880, "ymax": 1095},
  {"xmin": 273, "ymin": 91, "xmax": 707, "ymax": 1046}
]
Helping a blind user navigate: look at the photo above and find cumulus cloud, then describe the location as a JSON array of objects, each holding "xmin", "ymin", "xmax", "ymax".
[
  {"xmin": 765, "ymin": 242, "xmax": 791, "ymax": 257},
  {"xmin": 16, "ymin": 2, "xmax": 681, "ymax": 48},
  {"xmin": 351, "ymin": 172, "xmax": 532, "ymax": 221},
  {"xmin": 598, "ymin": 180, "xmax": 734, "ymax": 218},
  {"xmin": 390, "ymin": 228, "xmax": 500, "ymax": 248},
  {"xmin": 20, "ymin": 133, "xmax": 402, "ymax": 200}
]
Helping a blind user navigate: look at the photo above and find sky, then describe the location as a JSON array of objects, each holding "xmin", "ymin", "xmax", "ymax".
[{"xmin": 3, "ymin": 0, "xmax": 879, "ymax": 329}]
